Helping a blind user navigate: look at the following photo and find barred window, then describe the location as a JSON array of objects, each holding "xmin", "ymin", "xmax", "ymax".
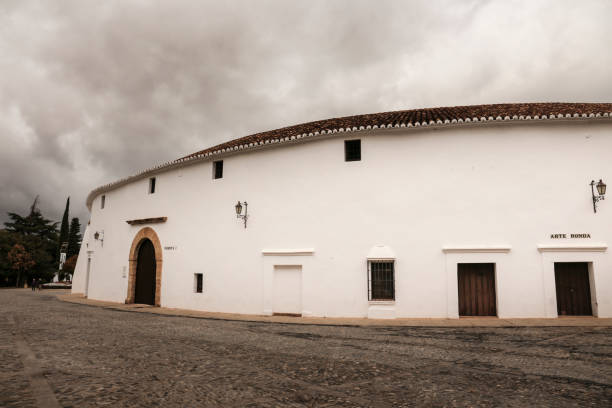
[{"xmin": 368, "ymin": 261, "xmax": 395, "ymax": 301}]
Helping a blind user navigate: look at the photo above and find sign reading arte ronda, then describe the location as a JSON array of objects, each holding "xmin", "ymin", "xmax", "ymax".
[{"xmin": 550, "ymin": 233, "xmax": 591, "ymax": 239}]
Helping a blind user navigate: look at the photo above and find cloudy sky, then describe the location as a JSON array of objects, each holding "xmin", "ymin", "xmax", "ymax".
[{"xmin": 1, "ymin": 0, "xmax": 610, "ymax": 225}]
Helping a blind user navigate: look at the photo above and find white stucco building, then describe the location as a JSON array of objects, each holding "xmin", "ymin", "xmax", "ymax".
[{"xmin": 72, "ymin": 103, "xmax": 612, "ymax": 319}]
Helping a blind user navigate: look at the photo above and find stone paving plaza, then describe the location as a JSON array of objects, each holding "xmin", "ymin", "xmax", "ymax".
[{"xmin": 1, "ymin": 289, "xmax": 611, "ymax": 407}]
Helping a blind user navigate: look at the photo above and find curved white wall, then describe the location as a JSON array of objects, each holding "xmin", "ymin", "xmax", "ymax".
[{"xmin": 73, "ymin": 119, "xmax": 612, "ymax": 318}]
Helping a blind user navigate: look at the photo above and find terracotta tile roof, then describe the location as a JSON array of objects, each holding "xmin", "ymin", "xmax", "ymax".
[
  {"xmin": 86, "ymin": 102, "xmax": 612, "ymax": 209},
  {"xmin": 179, "ymin": 103, "xmax": 612, "ymax": 161}
]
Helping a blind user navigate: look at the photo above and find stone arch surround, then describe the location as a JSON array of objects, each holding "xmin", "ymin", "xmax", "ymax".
[{"xmin": 126, "ymin": 227, "xmax": 163, "ymax": 306}]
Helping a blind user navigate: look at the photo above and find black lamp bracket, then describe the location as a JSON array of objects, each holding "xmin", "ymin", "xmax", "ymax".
[
  {"xmin": 236, "ymin": 201, "xmax": 248, "ymax": 228},
  {"xmin": 591, "ymin": 180, "xmax": 605, "ymax": 213}
]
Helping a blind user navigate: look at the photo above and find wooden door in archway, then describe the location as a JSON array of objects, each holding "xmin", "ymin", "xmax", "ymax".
[{"xmin": 135, "ymin": 239, "xmax": 156, "ymax": 305}]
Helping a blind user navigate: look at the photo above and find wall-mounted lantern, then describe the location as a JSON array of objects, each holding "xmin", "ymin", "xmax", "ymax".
[
  {"xmin": 590, "ymin": 179, "xmax": 606, "ymax": 213},
  {"xmin": 93, "ymin": 230, "xmax": 105, "ymax": 246},
  {"xmin": 235, "ymin": 201, "xmax": 248, "ymax": 228}
]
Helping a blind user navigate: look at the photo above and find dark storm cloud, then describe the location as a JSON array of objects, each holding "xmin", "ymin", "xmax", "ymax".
[{"xmin": 1, "ymin": 0, "xmax": 611, "ymax": 224}]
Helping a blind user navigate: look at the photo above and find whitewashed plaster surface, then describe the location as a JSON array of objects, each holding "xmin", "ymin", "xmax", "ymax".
[{"xmin": 72, "ymin": 119, "xmax": 612, "ymax": 318}]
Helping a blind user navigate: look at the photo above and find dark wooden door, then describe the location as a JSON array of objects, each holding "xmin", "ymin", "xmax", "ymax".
[
  {"xmin": 458, "ymin": 263, "xmax": 497, "ymax": 316},
  {"xmin": 135, "ymin": 239, "xmax": 156, "ymax": 305},
  {"xmin": 555, "ymin": 262, "xmax": 592, "ymax": 316}
]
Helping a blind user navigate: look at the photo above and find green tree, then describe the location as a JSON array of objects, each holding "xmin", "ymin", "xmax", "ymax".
[
  {"xmin": 4, "ymin": 197, "xmax": 59, "ymax": 283},
  {"xmin": 58, "ymin": 197, "xmax": 70, "ymax": 257},
  {"xmin": 0, "ymin": 229, "xmax": 16, "ymax": 286},
  {"xmin": 7, "ymin": 244, "xmax": 35, "ymax": 287},
  {"xmin": 66, "ymin": 217, "xmax": 82, "ymax": 258}
]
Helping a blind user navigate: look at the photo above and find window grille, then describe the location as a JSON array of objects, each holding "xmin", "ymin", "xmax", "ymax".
[
  {"xmin": 194, "ymin": 273, "xmax": 203, "ymax": 293},
  {"xmin": 344, "ymin": 139, "xmax": 361, "ymax": 161},
  {"xmin": 368, "ymin": 260, "xmax": 395, "ymax": 300},
  {"xmin": 213, "ymin": 160, "xmax": 223, "ymax": 179},
  {"xmin": 149, "ymin": 177, "xmax": 156, "ymax": 194}
]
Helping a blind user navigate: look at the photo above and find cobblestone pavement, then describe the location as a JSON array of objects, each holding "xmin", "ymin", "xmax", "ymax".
[{"xmin": 1, "ymin": 289, "xmax": 611, "ymax": 407}]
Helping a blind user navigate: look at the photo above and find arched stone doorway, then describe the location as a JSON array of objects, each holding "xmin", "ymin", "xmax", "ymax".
[{"xmin": 126, "ymin": 227, "xmax": 162, "ymax": 306}]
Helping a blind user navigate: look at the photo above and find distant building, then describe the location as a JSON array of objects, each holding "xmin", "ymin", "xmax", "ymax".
[{"xmin": 72, "ymin": 103, "xmax": 612, "ymax": 319}]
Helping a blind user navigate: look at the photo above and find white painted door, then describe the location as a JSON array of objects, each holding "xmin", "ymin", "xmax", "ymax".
[{"xmin": 273, "ymin": 265, "xmax": 302, "ymax": 315}]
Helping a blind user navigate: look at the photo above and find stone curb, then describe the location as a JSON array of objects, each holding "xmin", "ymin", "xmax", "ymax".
[{"xmin": 55, "ymin": 292, "xmax": 612, "ymax": 327}]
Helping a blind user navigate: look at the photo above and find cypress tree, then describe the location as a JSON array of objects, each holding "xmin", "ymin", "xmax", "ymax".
[
  {"xmin": 58, "ymin": 197, "xmax": 70, "ymax": 256},
  {"xmin": 67, "ymin": 217, "xmax": 82, "ymax": 258}
]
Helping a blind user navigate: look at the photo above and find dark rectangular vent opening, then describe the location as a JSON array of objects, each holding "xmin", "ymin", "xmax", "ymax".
[
  {"xmin": 195, "ymin": 273, "xmax": 203, "ymax": 293},
  {"xmin": 213, "ymin": 160, "xmax": 223, "ymax": 179},
  {"xmin": 344, "ymin": 139, "xmax": 361, "ymax": 162}
]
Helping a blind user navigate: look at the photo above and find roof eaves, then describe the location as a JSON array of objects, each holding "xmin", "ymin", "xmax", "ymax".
[{"xmin": 85, "ymin": 105, "xmax": 612, "ymax": 210}]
